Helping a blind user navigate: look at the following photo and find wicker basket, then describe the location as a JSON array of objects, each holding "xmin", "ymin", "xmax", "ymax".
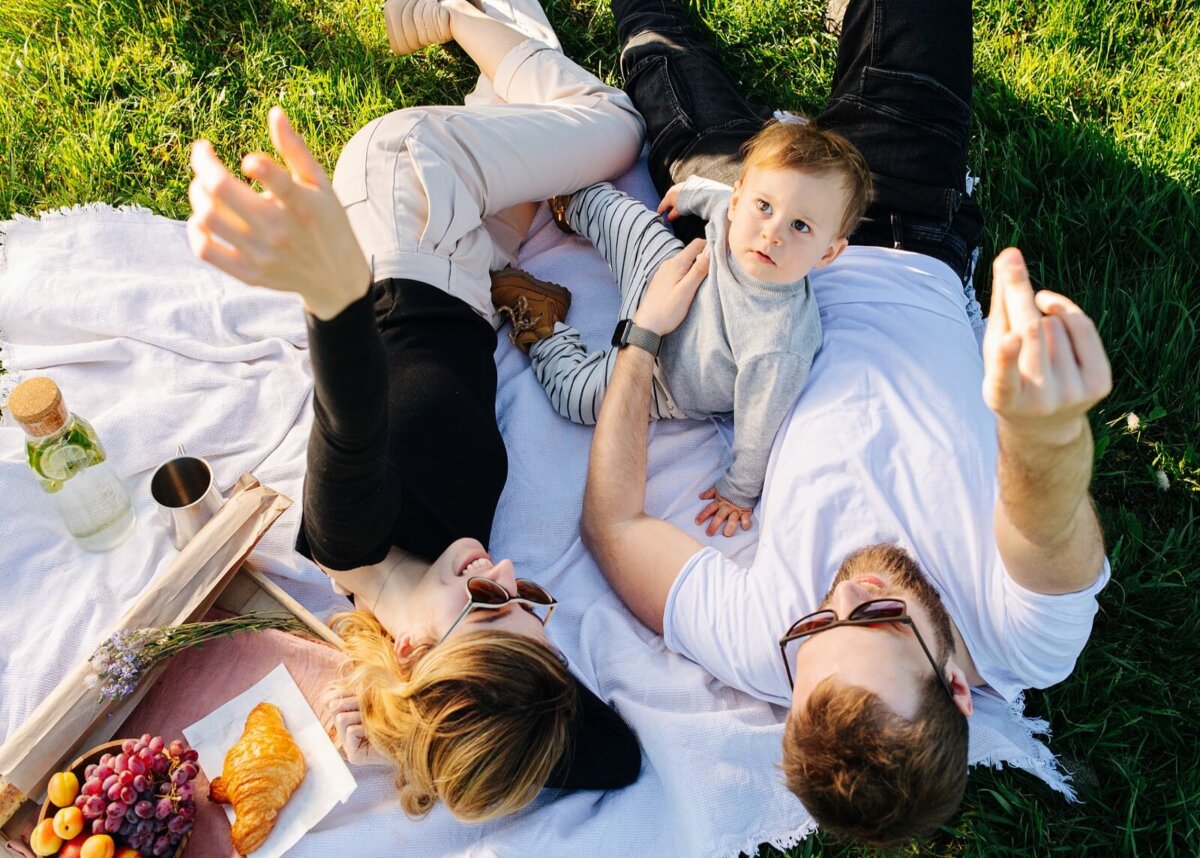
[{"xmin": 36, "ymin": 740, "xmax": 190, "ymax": 857}]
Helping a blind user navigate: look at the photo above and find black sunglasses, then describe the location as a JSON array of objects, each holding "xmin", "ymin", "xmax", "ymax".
[
  {"xmin": 778, "ymin": 598, "xmax": 955, "ymax": 701},
  {"xmin": 439, "ymin": 576, "xmax": 557, "ymax": 644}
]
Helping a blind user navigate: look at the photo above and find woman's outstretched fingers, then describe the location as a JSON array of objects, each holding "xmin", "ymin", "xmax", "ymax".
[
  {"xmin": 188, "ymin": 175, "xmax": 253, "ymax": 245},
  {"xmin": 188, "ymin": 114, "xmax": 370, "ymax": 317},
  {"xmin": 186, "ymin": 219, "xmax": 256, "ymax": 284},
  {"xmin": 242, "ymin": 152, "xmax": 300, "ymax": 207},
  {"xmin": 268, "ymin": 106, "xmax": 329, "ymax": 187},
  {"xmin": 191, "ymin": 140, "xmax": 269, "ymax": 225}
]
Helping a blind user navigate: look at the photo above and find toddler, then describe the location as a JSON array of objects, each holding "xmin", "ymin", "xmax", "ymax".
[{"xmin": 493, "ymin": 119, "xmax": 871, "ymax": 534}]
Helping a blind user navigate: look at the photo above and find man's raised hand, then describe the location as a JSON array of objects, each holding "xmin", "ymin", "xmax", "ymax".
[
  {"xmin": 187, "ymin": 106, "xmax": 371, "ymax": 320},
  {"xmin": 982, "ymin": 248, "xmax": 1112, "ymax": 445}
]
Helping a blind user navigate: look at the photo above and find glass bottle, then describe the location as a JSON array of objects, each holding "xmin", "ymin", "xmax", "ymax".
[{"xmin": 9, "ymin": 376, "xmax": 136, "ymax": 551}]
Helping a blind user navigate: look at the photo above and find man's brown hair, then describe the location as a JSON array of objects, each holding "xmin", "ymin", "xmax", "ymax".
[
  {"xmin": 783, "ymin": 675, "xmax": 967, "ymax": 845},
  {"xmin": 739, "ymin": 119, "xmax": 873, "ymax": 238}
]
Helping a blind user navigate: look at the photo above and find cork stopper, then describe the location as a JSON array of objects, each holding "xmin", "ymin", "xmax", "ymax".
[{"xmin": 8, "ymin": 377, "xmax": 70, "ymax": 437}]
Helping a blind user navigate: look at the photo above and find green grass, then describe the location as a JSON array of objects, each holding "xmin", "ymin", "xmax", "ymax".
[{"xmin": 2, "ymin": 0, "xmax": 1198, "ymax": 853}]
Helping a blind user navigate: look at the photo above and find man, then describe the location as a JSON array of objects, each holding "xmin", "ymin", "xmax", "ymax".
[{"xmin": 581, "ymin": 0, "xmax": 1112, "ymax": 845}]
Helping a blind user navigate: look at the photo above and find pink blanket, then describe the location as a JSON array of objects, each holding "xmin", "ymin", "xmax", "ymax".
[{"xmin": 119, "ymin": 628, "xmax": 344, "ymax": 857}]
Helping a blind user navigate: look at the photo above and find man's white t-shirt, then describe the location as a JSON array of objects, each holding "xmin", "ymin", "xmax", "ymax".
[{"xmin": 663, "ymin": 246, "xmax": 1110, "ymax": 707}]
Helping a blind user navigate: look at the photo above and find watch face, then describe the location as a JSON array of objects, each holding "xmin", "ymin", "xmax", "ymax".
[{"xmin": 611, "ymin": 319, "xmax": 632, "ymax": 348}]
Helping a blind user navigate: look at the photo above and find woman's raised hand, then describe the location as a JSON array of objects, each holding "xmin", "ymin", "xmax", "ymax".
[{"xmin": 187, "ymin": 106, "xmax": 372, "ymax": 320}]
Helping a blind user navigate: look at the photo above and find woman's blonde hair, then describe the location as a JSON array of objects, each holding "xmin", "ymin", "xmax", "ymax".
[{"xmin": 331, "ymin": 609, "xmax": 576, "ymax": 822}]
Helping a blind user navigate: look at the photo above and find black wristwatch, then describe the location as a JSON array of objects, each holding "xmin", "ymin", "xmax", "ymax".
[{"xmin": 612, "ymin": 319, "xmax": 662, "ymax": 356}]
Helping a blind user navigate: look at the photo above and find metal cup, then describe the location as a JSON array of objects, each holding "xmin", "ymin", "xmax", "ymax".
[{"xmin": 150, "ymin": 455, "xmax": 224, "ymax": 549}]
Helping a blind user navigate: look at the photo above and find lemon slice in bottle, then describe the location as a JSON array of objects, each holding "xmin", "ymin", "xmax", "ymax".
[{"xmin": 39, "ymin": 443, "xmax": 93, "ymax": 482}]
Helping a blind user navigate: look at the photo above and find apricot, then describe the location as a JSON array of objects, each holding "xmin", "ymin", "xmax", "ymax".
[
  {"xmin": 48, "ymin": 770, "xmax": 81, "ymax": 807},
  {"xmin": 54, "ymin": 804, "xmax": 85, "ymax": 839},
  {"xmin": 28, "ymin": 819, "xmax": 61, "ymax": 856},
  {"xmin": 80, "ymin": 834, "xmax": 116, "ymax": 858},
  {"xmin": 113, "ymin": 849, "xmax": 141, "ymax": 858}
]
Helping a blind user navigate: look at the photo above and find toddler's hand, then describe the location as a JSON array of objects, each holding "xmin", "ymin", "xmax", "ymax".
[
  {"xmin": 696, "ymin": 486, "xmax": 753, "ymax": 537},
  {"xmin": 319, "ymin": 684, "xmax": 391, "ymax": 767},
  {"xmin": 657, "ymin": 183, "xmax": 684, "ymax": 221}
]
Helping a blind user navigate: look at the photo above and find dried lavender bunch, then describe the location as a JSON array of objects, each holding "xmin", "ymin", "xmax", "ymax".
[{"xmin": 86, "ymin": 613, "xmax": 311, "ymax": 701}]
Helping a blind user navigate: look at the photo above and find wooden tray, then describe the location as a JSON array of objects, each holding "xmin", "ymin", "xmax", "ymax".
[{"xmin": 0, "ymin": 475, "xmax": 338, "ymax": 854}]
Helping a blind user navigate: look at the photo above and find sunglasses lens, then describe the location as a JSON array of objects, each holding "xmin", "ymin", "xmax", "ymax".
[
  {"xmin": 466, "ymin": 577, "xmax": 510, "ymax": 605},
  {"xmin": 515, "ymin": 579, "xmax": 554, "ymax": 605},
  {"xmin": 787, "ymin": 611, "xmax": 836, "ymax": 637},
  {"xmin": 852, "ymin": 599, "xmax": 906, "ymax": 622}
]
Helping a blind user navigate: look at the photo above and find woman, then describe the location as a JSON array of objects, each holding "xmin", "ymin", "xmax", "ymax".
[{"xmin": 187, "ymin": 0, "xmax": 644, "ymax": 821}]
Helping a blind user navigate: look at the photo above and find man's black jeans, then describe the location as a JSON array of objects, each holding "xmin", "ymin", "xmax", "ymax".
[{"xmin": 612, "ymin": 0, "xmax": 984, "ymax": 284}]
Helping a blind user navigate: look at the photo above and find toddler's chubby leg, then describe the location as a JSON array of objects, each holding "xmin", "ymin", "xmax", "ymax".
[
  {"xmin": 529, "ymin": 331, "xmax": 615, "ymax": 425},
  {"xmin": 565, "ymin": 183, "xmax": 685, "ymax": 317},
  {"xmin": 529, "ymin": 325, "xmax": 679, "ymax": 424},
  {"xmin": 528, "ymin": 184, "xmax": 685, "ymax": 424}
]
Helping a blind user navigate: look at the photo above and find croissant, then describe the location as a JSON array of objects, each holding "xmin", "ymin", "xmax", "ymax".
[{"xmin": 208, "ymin": 702, "xmax": 307, "ymax": 854}]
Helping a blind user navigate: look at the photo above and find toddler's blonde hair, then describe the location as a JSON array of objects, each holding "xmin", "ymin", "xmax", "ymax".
[{"xmin": 740, "ymin": 119, "xmax": 873, "ymax": 237}]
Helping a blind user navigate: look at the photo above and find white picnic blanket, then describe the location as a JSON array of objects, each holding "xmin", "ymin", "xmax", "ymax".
[{"xmin": 0, "ymin": 162, "xmax": 1076, "ymax": 856}]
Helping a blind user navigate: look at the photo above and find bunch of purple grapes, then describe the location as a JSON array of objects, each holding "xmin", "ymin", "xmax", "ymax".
[{"xmin": 74, "ymin": 734, "xmax": 199, "ymax": 857}]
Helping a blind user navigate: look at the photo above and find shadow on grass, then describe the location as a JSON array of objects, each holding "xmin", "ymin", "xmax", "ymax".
[{"xmin": 968, "ymin": 78, "xmax": 1199, "ymax": 858}]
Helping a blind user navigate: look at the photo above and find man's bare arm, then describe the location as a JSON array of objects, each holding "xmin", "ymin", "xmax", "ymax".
[
  {"xmin": 581, "ymin": 241, "xmax": 710, "ymax": 634},
  {"xmin": 983, "ymin": 249, "xmax": 1112, "ymax": 594}
]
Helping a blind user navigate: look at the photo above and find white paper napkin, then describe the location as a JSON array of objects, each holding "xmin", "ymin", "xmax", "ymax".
[{"xmin": 183, "ymin": 663, "xmax": 357, "ymax": 857}]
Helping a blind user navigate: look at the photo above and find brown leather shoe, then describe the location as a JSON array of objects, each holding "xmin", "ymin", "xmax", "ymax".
[
  {"xmin": 547, "ymin": 194, "xmax": 575, "ymax": 234},
  {"xmin": 491, "ymin": 267, "xmax": 572, "ymax": 354}
]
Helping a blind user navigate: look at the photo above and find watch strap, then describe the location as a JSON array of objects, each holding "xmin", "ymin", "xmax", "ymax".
[
  {"xmin": 613, "ymin": 319, "xmax": 662, "ymax": 356},
  {"xmin": 625, "ymin": 323, "xmax": 662, "ymax": 357}
]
